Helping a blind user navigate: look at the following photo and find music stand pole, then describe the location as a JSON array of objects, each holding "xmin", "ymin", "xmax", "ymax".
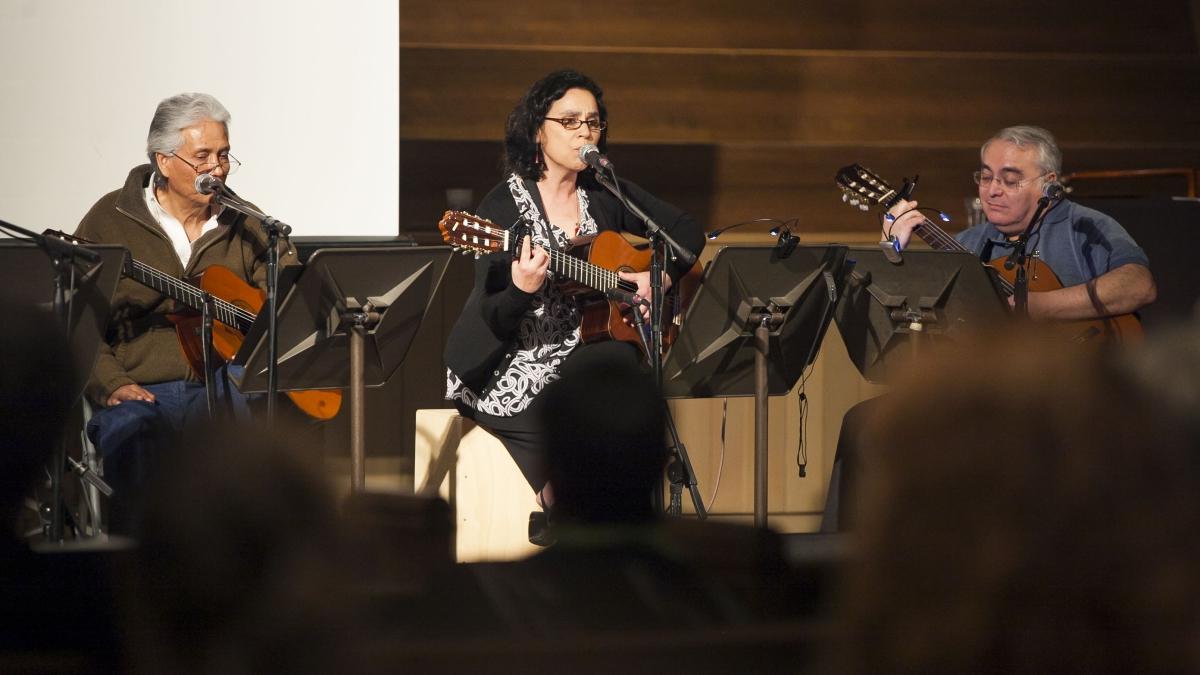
[
  {"xmin": 753, "ymin": 317, "xmax": 770, "ymax": 527},
  {"xmin": 349, "ymin": 318, "xmax": 369, "ymax": 492}
]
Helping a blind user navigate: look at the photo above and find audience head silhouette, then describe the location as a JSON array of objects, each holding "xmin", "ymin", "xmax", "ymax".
[
  {"xmin": 837, "ymin": 329, "xmax": 1200, "ymax": 675},
  {"xmin": 541, "ymin": 344, "xmax": 666, "ymax": 525}
]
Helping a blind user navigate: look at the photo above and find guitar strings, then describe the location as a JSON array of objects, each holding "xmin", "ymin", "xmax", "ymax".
[
  {"xmin": 129, "ymin": 259, "xmax": 257, "ymax": 329},
  {"xmin": 458, "ymin": 218, "xmax": 638, "ymax": 293},
  {"xmin": 913, "ymin": 217, "xmax": 1016, "ymax": 295}
]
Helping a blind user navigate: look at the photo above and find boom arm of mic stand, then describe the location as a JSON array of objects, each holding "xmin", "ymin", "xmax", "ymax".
[
  {"xmin": 208, "ymin": 192, "xmax": 292, "ymax": 236},
  {"xmin": 1004, "ymin": 196, "xmax": 1052, "ymax": 318},
  {"xmin": 590, "ymin": 169, "xmax": 696, "ymax": 267}
]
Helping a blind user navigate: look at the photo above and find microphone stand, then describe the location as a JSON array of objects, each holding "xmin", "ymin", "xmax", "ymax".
[
  {"xmin": 589, "ymin": 168, "xmax": 705, "ymax": 519},
  {"xmin": 1003, "ymin": 196, "xmax": 1056, "ymax": 319},
  {"xmin": 200, "ymin": 292, "xmax": 217, "ymax": 418},
  {"xmin": 205, "ymin": 188, "xmax": 292, "ymax": 427}
]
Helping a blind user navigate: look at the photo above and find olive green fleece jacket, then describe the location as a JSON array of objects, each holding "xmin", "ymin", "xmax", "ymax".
[{"xmin": 74, "ymin": 164, "xmax": 297, "ymax": 406}]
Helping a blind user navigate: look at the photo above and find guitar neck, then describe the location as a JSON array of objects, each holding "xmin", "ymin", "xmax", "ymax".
[
  {"xmin": 912, "ymin": 218, "xmax": 969, "ymax": 254},
  {"xmin": 912, "ymin": 218, "xmax": 1015, "ymax": 295},
  {"xmin": 125, "ymin": 259, "xmax": 256, "ymax": 332},
  {"xmin": 543, "ymin": 247, "xmax": 632, "ymax": 293}
]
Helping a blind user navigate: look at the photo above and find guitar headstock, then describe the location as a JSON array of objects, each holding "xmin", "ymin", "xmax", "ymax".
[
  {"xmin": 835, "ymin": 164, "xmax": 899, "ymax": 212},
  {"xmin": 438, "ymin": 210, "xmax": 508, "ymax": 258}
]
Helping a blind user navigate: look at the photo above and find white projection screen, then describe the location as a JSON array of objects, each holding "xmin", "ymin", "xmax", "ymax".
[{"xmin": 0, "ymin": 0, "xmax": 399, "ymax": 238}]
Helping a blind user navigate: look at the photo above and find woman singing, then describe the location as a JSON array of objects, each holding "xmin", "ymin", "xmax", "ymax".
[{"xmin": 443, "ymin": 69, "xmax": 704, "ymax": 539}]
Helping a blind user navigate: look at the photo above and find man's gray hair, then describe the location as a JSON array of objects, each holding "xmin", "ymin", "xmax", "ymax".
[
  {"xmin": 146, "ymin": 93, "xmax": 231, "ymax": 186},
  {"xmin": 982, "ymin": 125, "xmax": 1062, "ymax": 176}
]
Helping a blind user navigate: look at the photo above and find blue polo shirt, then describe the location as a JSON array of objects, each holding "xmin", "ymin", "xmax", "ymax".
[{"xmin": 955, "ymin": 200, "xmax": 1149, "ymax": 288}]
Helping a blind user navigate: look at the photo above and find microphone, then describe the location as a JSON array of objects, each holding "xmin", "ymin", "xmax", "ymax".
[
  {"xmin": 579, "ymin": 144, "xmax": 614, "ymax": 172},
  {"xmin": 1042, "ymin": 180, "xmax": 1065, "ymax": 201},
  {"xmin": 194, "ymin": 173, "xmax": 226, "ymax": 195}
]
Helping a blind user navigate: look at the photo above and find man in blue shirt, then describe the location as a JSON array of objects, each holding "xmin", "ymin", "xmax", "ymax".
[{"xmin": 885, "ymin": 125, "xmax": 1156, "ymax": 321}]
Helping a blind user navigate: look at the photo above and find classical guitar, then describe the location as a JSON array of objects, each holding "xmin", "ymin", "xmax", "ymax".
[
  {"xmin": 45, "ymin": 230, "xmax": 341, "ymax": 420},
  {"xmin": 834, "ymin": 165, "xmax": 1143, "ymax": 343},
  {"xmin": 437, "ymin": 210, "xmax": 699, "ymax": 350}
]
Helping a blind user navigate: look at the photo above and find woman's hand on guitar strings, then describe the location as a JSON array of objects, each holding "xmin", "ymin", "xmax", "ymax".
[
  {"xmin": 618, "ymin": 270, "xmax": 671, "ymax": 324},
  {"xmin": 511, "ymin": 233, "xmax": 550, "ymax": 293}
]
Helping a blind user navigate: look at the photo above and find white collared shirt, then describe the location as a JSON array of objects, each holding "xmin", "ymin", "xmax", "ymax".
[{"xmin": 143, "ymin": 175, "xmax": 222, "ymax": 267}]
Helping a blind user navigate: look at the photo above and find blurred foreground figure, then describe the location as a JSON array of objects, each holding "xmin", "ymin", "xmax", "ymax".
[
  {"xmin": 125, "ymin": 425, "xmax": 364, "ymax": 675},
  {"xmin": 836, "ymin": 326, "xmax": 1200, "ymax": 675},
  {"xmin": 0, "ymin": 301, "xmax": 77, "ymax": 542}
]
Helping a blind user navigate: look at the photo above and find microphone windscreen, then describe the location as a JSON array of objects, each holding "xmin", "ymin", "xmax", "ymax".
[{"xmin": 194, "ymin": 173, "xmax": 223, "ymax": 195}]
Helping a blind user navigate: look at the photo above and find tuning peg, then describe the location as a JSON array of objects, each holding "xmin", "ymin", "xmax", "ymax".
[
  {"xmin": 841, "ymin": 192, "xmax": 849, "ymax": 203},
  {"xmin": 858, "ymin": 204, "xmax": 869, "ymax": 212}
]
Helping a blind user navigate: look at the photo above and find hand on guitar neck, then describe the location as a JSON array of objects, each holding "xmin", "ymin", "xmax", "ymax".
[
  {"xmin": 512, "ymin": 234, "xmax": 550, "ymax": 294},
  {"xmin": 882, "ymin": 198, "xmax": 924, "ymax": 250}
]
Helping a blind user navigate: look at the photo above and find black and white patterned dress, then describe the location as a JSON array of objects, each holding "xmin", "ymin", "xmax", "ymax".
[{"xmin": 446, "ymin": 174, "xmax": 599, "ymax": 417}]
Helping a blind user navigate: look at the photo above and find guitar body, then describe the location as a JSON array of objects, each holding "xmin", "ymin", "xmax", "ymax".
[
  {"xmin": 566, "ymin": 230, "xmax": 693, "ymax": 349},
  {"xmin": 439, "ymin": 210, "xmax": 698, "ymax": 354},
  {"xmin": 568, "ymin": 231, "xmax": 652, "ymax": 346},
  {"xmin": 172, "ymin": 265, "xmax": 342, "ymax": 420},
  {"xmin": 984, "ymin": 257, "xmax": 1144, "ymax": 343}
]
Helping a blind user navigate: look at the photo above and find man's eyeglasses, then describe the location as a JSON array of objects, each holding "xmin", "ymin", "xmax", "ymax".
[
  {"xmin": 973, "ymin": 170, "xmax": 1047, "ymax": 192},
  {"xmin": 171, "ymin": 151, "xmax": 241, "ymax": 176},
  {"xmin": 544, "ymin": 117, "xmax": 606, "ymax": 132}
]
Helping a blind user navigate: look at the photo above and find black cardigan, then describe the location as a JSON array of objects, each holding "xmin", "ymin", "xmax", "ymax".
[{"xmin": 444, "ymin": 175, "xmax": 705, "ymax": 395}]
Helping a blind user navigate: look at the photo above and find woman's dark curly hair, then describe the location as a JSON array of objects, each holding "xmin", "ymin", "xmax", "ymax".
[{"xmin": 504, "ymin": 69, "xmax": 607, "ymax": 180}]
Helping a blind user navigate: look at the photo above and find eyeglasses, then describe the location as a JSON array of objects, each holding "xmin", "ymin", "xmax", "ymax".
[
  {"xmin": 973, "ymin": 170, "xmax": 1047, "ymax": 192},
  {"xmin": 544, "ymin": 117, "xmax": 607, "ymax": 132},
  {"xmin": 171, "ymin": 151, "xmax": 241, "ymax": 176}
]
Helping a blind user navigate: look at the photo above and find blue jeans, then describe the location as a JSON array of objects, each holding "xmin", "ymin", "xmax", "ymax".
[{"xmin": 86, "ymin": 366, "xmax": 252, "ymax": 532}]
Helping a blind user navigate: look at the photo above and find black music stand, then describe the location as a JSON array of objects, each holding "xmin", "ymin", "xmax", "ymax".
[
  {"xmin": 834, "ymin": 247, "xmax": 1009, "ymax": 383},
  {"xmin": 0, "ymin": 239, "xmax": 124, "ymax": 540},
  {"xmin": 233, "ymin": 246, "xmax": 452, "ymax": 491},
  {"xmin": 661, "ymin": 244, "xmax": 848, "ymax": 527}
]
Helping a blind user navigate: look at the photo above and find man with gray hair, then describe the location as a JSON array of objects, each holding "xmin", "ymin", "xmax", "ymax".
[
  {"xmin": 884, "ymin": 125, "xmax": 1156, "ymax": 325},
  {"xmin": 74, "ymin": 92, "xmax": 296, "ymax": 533}
]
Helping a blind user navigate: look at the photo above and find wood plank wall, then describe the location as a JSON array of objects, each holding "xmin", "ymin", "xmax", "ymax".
[
  {"xmin": 400, "ymin": 2, "xmax": 1200, "ymax": 238},
  {"xmin": 393, "ymin": 1, "xmax": 1200, "ymax": 528}
]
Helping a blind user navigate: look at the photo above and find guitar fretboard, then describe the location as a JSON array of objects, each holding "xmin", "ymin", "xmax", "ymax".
[
  {"xmin": 912, "ymin": 219, "xmax": 1015, "ymax": 296},
  {"xmin": 126, "ymin": 259, "xmax": 256, "ymax": 332},
  {"xmin": 466, "ymin": 221, "xmax": 637, "ymax": 294}
]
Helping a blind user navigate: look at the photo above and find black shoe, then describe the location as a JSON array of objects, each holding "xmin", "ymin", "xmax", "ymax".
[{"xmin": 528, "ymin": 510, "xmax": 555, "ymax": 547}]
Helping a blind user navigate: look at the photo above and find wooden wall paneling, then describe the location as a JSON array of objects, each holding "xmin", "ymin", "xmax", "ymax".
[
  {"xmin": 400, "ymin": 48, "xmax": 1200, "ymax": 146},
  {"xmin": 401, "ymin": 1, "xmax": 1197, "ymax": 55},
  {"xmin": 401, "ymin": 140, "xmax": 1200, "ymax": 241},
  {"xmin": 397, "ymin": 2, "xmax": 1200, "ymax": 530}
]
